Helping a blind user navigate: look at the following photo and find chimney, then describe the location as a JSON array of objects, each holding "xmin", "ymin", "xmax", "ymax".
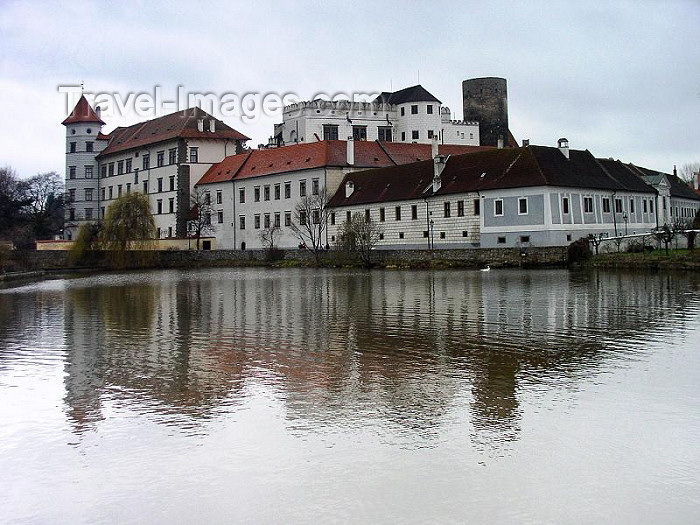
[
  {"xmin": 557, "ymin": 137, "xmax": 569, "ymax": 159},
  {"xmin": 209, "ymin": 119, "xmax": 216, "ymax": 133},
  {"xmin": 497, "ymin": 136, "xmax": 504, "ymax": 149},
  {"xmin": 347, "ymin": 137, "xmax": 354, "ymax": 166},
  {"xmin": 95, "ymin": 106, "xmax": 101, "ymax": 120},
  {"xmin": 345, "ymin": 180, "xmax": 354, "ymax": 198},
  {"xmin": 431, "ymin": 137, "xmax": 439, "ymax": 159},
  {"xmin": 673, "ymin": 165, "xmax": 677, "ymax": 178},
  {"xmin": 433, "ymin": 155, "xmax": 448, "ymax": 193},
  {"xmin": 197, "ymin": 119, "xmax": 204, "ymax": 132},
  {"xmin": 522, "ymin": 139, "xmax": 530, "ymax": 147}
]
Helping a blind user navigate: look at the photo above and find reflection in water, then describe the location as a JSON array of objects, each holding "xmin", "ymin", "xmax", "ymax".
[{"xmin": 49, "ymin": 268, "xmax": 700, "ymax": 452}]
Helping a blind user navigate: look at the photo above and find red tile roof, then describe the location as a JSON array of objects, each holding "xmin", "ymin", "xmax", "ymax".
[
  {"xmin": 196, "ymin": 140, "xmax": 492, "ymax": 186},
  {"xmin": 61, "ymin": 95, "xmax": 105, "ymax": 125},
  {"xmin": 97, "ymin": 107, "xmax": 249, "ymax": 157}
]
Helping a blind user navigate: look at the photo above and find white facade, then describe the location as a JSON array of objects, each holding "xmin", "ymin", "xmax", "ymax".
[{"xmin": 273, "ymin": 89, "xmax": 479, "ymax": 148}]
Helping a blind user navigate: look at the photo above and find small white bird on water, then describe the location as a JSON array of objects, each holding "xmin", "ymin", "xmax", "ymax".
[{"xmin": 480, "ymin": 265, "xmax": 491, "ymax": 272}]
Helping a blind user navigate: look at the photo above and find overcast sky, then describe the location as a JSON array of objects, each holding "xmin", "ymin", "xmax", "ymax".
[{"xmin": 1, "ymin": 0, "xmax": 698, "ymax": 179}]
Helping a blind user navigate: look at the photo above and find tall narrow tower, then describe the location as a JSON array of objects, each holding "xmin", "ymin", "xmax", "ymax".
[
  {"xmin": 62, "ymin": 95, "xmax": 105, "ymax": 240},
  {"xmin": 462, "ymin": 78, "xmax": 508, "ymax": 148}
]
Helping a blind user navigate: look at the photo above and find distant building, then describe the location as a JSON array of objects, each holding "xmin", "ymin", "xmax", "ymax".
[
  {"xmin": 273, "ymin": 84, "xmax": 484, "ymax": 148},
  {"xmin": 327, "ymin": 139, "xmax": 662, "ymax": 249},
  {"xmin": 62, "ymin": 96, "xmax": 249, "ymax": 240}
]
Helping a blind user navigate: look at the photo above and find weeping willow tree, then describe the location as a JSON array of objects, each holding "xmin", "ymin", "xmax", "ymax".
[
  {"xmin": 68, "ymin": 222, "xmax": 101, "ymax": 266},
  {"xmin": 100, "ymin": 192, "xmax": 155, "ymax": 268}
]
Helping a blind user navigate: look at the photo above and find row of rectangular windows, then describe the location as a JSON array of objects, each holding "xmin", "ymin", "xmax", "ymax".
[
  {"xmin": 491, "ymin": 196, "xmax": 657, "ymax": 217},
  {"xmin": 239, "ymin": 179, "xmax": 319, "ymax": 203},
  {"xmin": 329, "ymin": 200, "xmax": 482, "ymax": 224}
]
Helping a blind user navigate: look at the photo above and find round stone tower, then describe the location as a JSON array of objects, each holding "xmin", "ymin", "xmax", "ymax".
[{"xmin": 462, "ymin": 77, "xmax": 508, "ymax": 147}]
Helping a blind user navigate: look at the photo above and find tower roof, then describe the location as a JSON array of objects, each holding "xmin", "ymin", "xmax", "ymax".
[
  {"xmin": 373, "ymin": 85, "xmax": 441, "ymax": 105},
  {"xmin": 61, "ymin": 95, "xmax": 105, "ymax": 126}
]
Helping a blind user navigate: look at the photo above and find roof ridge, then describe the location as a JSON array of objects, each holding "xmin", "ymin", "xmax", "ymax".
[{"xmin": 375, "ymin": 140, "xmax": 398, "ymax": 165}]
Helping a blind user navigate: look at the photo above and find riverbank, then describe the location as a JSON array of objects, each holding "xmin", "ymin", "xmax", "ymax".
[{"xmin": 587, "ymin": 249, "xmax": 700, "ymax": 271}]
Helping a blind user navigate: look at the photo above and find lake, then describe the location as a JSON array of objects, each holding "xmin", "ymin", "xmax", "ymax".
[{"xmin": 1, "ymin": 268, "xmax": 699, "ymax": 524}]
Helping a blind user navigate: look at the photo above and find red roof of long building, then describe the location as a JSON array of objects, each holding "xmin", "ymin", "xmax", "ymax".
[
  {"xmin": 61, "ymin": 95, "xmax": 105, "ymax": 125},
  {"xmin": 197, "ymin": 141, "xmax": 492, "ymax": 185},
  {"xmin": 96, "ymin": 107, "xmax": 249, "ymax": 157}
]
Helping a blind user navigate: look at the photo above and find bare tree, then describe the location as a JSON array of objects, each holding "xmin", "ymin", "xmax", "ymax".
[
  {"xmin": 587, "ymin": 233, "xmax": 605, "ymax": 255},
  {"xmin": 290, "ymin": 187, "xmax": 331, "ymax": 263},
  {"xmin": 336, "ymin": 212, "xmax": 383, "ymax": 267},
  {"xmin": 188, "ymin": 188, "xmax": 216, "ymax": 250},
  {"xmin": 24, "ymin": 171, "xmax": 64, "ymax": 239},
  {"xmin": 259, "ymin": 225, "xmax": 282, "ymax": 260},
  {"xmin": 678, "ymin": 162, "xmax": 700, "ymax": 189}
]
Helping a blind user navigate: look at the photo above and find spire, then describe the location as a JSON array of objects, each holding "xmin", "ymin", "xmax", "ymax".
[{"xmin": 61, "ymin": 95, "xmax": 105, "ymax": 126}]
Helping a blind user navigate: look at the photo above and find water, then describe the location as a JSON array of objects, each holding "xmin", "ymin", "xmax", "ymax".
[{"xmin": 1, "ymin": 268, "xmax": 699, "ymax": 524}]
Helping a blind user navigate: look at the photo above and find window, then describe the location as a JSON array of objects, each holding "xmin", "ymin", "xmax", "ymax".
[
  {"xmin": 69, "ymin": 208, "xmax": 75, "ymax": 221},
  {"xmin": 427, "ymin": 105, "xmax": 433, "ymax": 114},
  {"xmin": 603, "ymin": 198, "xmax": 611, "ymax": 213},
  {"xmin": 423, "ymin": 231, "xmax": 429, "ymax": 238},
  {"xmin": 254, "ymin": 186, "xmax": 260, "ymax": 202},
  {"xmin": 126, "ymin": 183, "xmax": 131, "ymax": 194},
  {"xmin": 126, "ymin": 159, "xmax": 132, "ymax": 173},
  {"xmin": 69, "ymin": 142, "xmax": 76, "ymax": 153},
  {"xmin": 169, "ymin": 198, "xmax": 174, "ymax": 213},
  {"xmin": 474, "ymin": 199, "xmax": 481, "ymax": 216},
  {"xmin": 439, "ymin": 232, "xmax": 445, "ymax": 239},
  {"xmin": 169, "ymin": 149, "xmax": 177, "ymax": 164},
  {"xmin": 216, "ymin": 191, "xmax": 222, "ymax": 204},
  {"xmin": 400, "ymin": 232, "xmax": 405, "ymax": 239},
  {"xmin": 117, "ymin": 161, "xmax": 124, "ymax": 175},
  {"xmin": 109, "ymin": 163, "xmax": 115, "ymax": 176},
  {"xmin": 264, "ymin": 185, "xmax": 270, "ymax": 201},
  {"xmin": 284, "ymin": 211, "xmax": 291, "ymax": 227},
  {"xmin": 300, "ymin": 180, "xmax": 306, "ymax": 197},
  {"xmin": 168, "ymin": 227, "xmax": 173, "ymax": 238},
  {"xmin": 411, "ymin": 105, "xmax": 418, "ymax": 114},
  {"xmin": 169, "ymin": 176, "xmax": 175, "ymax": 192},
  {"xmin": 643, "ymin": 199, "xmax": 648, "ymax": 213},
  {"xmin": 142, "ymin": 154, "xmax": 150, "ymax": 169},
  {"xmin": 615, "ymin": 198, "xmax": 623, "ymax": 213},
  {"xmin": 156, "ymin": 227, "xmax": 161, "ymax": 238},
  {"xmin": 346, "ymin": 211, "xmax": 351, "ymax": 222},
  {"xmin": 284, "ymin": 182, "xmax": 291, "ymax": 199},
  {"xmin": 85, "ymin": 208, "xmax": 93, "ymax": 220},
  {"xmin": 274, "ymin": 184, "xmax": 280, "ymax": 200},
  {"xmin": 312, "ymin": 209, "xmax": 320, "ymax": 224},
  {"xmin": 379, "ymin": 208, "xmax": 385, "ymax": 222},
  {"xmin": 520, "ymin": 235, "xmax": 530, "ymax": 243},
  {"xmin": 157, "ymin": 178, "xmax": 163, "ymax": 192},
  {"xmin": 494, "ymin": 199, "xmax": 503, "ymax": 216},
  {"xmin": 274, "ymin": 212, "xmax": 281, "ymax": 228},
  {"xmin": 239, "ymin": 188, "xmax": 245, "ymax": 203},
  {"xmin": 299, "ymin": 210, "xmax": 307, "ymax": 225},
  {"xmin": 264, "ymin": 214, "xmax": 270, "ymax": 228},
  {"xmin": 85, "ymin": 189, "xmax": 93, "ymax": 201},
  {"xmin": 157, "ymin": 199, "xmax": 163, "ymax": 214},
  {"xmin": 204, "ymin": 192, "xmax": 211, "ymax": 205},
  {"xmin": 412, "ymin": 130, "xmax": 419, "ymax": 140},
  {"xmin": 330, "ymin": 212, "xmax": 336, "ymax": 225},
  {"xmin": 584, "ymin": 197, "xmax": 594, "ymax": 213},
  {"xmin": 519, "ymin": 197, "xmax": 528, "ymax": 215},
  {"xmin": 462, "ymin": 231, "xmax": 468, "ymax": 237},
  {"xmin": 323, "ymin": 125, "xmax": 339, "ymax": 141},
  {"xmin": 101, "ymin": 188, "xmax": 105, "ymax": 201},
  {"xmin": 411, "ymin": 205, "xmax": 418, "ymax": 220},
  {"xmin": 108, "ymin": 186, "xmax": 113, "ymax": 199},
  {"xmin": 68, "ymin": 166, "xmax": 76, "ymax": 179},
  {"xmin": 378, "ymin": 127, "xmax": 392, "ymax": 142},
  {"xmin": 497, "ymin": 236, "xmax": 506, "ymax": 244},
  {"xmin": 444, "ymin": 202, "xmax": 451, "ymax": 218},
  {"xmin": 117, "ymin": 185, "xmax": 122, "ymax": 197},
  {"xmin": 204, "ymin": 212, "xmax": 211, "ymax": 226},
  {"xmin": 239, "ymin": 216, "xmax": 246, "ymax": 230},
  {"xmin": 427, "ymin": 130, "xmax": 434, "ymax": 139},
  {"xmin": 68, "ymin": 188, "xmax": 76, "ymax": 202},
  {"xmin": 395, "ymin": 206, "xmax": 402, "ymax": 221},
  {"xmin": 365, "ymin": 209, "xmax": 370, "ymax": 222},
  {"xmin": 101, "ymin": 166, "xmax": 107, "ymax": 178},
  {"xmin": 650, "ymin": 200, "xmax": 654, "ymax": 213},
  {"xmin": 457, "ymin": 200, "xmax": 464, "ymax": 217},
  {"xmin": 630, "ymin": 198, "xmax": 635, "ymax": 213},
  {"xmin": 86, "ymin": 142, "xmax": 93, "ymax": 152},
  {"xmin": 312, "ymin": 178, "xmax": 319, "ymax": 195},
  {"xmin": 189, "ymin": 148, "xmax": 198, "ymax": 163},
  {"xmin": 401, "ymin": 132, "xmax": 406, "ymax": 141},
  {"xmin": 352, "ymin": 126, "xmax": 367, "ymax": 141},
  {"xmin": 562, "ymin": 197, "xmax": 570, "ymax": 214},
  {"xmin": 143, "ymin": 180, "xmax": 148, "ymax": 193},
  {"xmin": 157, "ymin": 151, "xmax": 164, "ymax": 167},
  {"xmin": 254, "ymin": 214, "xmax": 261, "ymax": 229},
  {"xmin": 85, "ymin": 166, "xmax": 93, "ymax": 179},
  {"xmin": 400, "ymin": 107, "xmax": 405, "ymax": 116}
]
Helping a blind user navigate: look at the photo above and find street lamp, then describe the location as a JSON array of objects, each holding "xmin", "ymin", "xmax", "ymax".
[
  {"xmin": 622, "ymin": 212, "xmax": 628, "ymax": 236},
  {"xmin": 429, "ymin": 219, "xmax": 435, "ymax": 251}
]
